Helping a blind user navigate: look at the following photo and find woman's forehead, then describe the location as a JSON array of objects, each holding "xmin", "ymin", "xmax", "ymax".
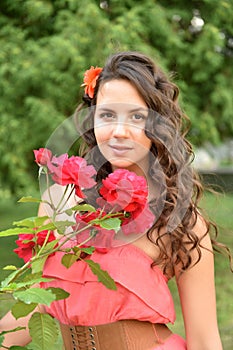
[{"xmin": 96, "ymin": 79, "xmax": 147, "ymax": 107}]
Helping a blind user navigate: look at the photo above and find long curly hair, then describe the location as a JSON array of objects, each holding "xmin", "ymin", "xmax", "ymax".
[{"xmin": 75, "ymin": 51, "xmax": 229, "ymax": 276}]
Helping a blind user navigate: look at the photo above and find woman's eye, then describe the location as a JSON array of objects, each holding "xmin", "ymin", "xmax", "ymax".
[
  {"xmin": 99, "ymin": 112, "xmax": 115, "ymax": 120},
  {"xmin": 132, "ymin": 114, "xmax": 146, "ymax": 121}
]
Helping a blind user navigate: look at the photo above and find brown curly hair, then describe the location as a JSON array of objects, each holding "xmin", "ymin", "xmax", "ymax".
[{"xmin": 75, "ymin": 51, "xmax": 230, "ymax": 276}]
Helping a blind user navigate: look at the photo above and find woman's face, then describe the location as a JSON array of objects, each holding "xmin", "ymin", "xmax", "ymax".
[{"xmin": 94, "ymin": 79, "xmax": 152, "ymax": 175}]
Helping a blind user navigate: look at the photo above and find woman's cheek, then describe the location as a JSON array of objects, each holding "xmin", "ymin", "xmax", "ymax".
[{"xmin": 94, "ymin": 126, "xmax": 110, "ymax": 145}]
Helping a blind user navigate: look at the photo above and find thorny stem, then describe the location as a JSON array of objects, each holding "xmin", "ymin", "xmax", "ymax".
[
  {"xmin": 57, "ymin": 185, "xmax": 76, "ymax": 214},
  {"xmin": 52, "ymin": 184, "xmax": 72, "ymax": 221},
  {"xmin": 45, "ymin": 170, "xmax": 55, "ymax": 211},
  {"xmin": 1, "ymin": 260, "xmax": 32, "ymax": 289},
  {"xmin": 36, "ymin": 229, "xmax": 53, "ymax": 258}
]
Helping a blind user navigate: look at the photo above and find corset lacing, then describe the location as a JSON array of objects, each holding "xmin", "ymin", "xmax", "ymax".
[{"xmin": 69, "ymin": 326, "xmax": 96, "ymax": 350}]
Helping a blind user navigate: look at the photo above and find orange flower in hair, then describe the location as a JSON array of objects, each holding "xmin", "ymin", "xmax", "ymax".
[{"xmin": 82, "ymin": 66, "xmax": 102, "ymax": 98}]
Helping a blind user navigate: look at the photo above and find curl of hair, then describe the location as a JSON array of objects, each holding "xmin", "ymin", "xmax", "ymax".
[{"xmin": 75, "ymin": 51, "xmax": 231, "ymax": 276}]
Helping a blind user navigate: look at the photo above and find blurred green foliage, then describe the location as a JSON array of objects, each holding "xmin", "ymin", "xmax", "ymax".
[{"xmin": 0, "ymin": 0, "xmax": 233, "ymax": 197}]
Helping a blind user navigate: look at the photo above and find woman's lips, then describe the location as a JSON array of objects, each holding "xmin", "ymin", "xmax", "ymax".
[{"xmin": 109, "ymin": 145, "xmax": 133, "ymax": 155}]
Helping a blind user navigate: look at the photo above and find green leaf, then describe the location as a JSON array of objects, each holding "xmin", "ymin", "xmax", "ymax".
[
  {"xmin": 61, "ymin": 253, "xmax": 80, "ymax": 268},
  {"xmin": 13, "ymin": 218, "xmax": 36, "ymax": 228},
  {"xmin": 38, "ymin": 239, "xmax": 58, "ymax": 255},
  {"xmin": 85, "ymin": 259, "xmax": 117, "ymax": 290},
  {"xmin": 31, "ymin": 256, "xmax": 47, "ymax": 274},
  {"xmin": 0, "ymin": 293, "xmax": 14, "ymax": 302},
  {"xmin": 1, "ymin": 270, "xmax": 20, "ymax": 288},
  {"xmin": 15, "ymin": 277, "xmax": 53, "ymax": 289},
  {"xmin": 64, "ymin": 208, "xmax": 73, "ymax": 216},
  {"xmin": 35, "ymin": 223, "xmax": 56, "ymax": 232},
  {"xmin": 46, "ymin": 287, "xmax": 70, "ymax": 301},
  {"xmin": 80, "ymin": 246, "xmax": 95, "ymax": 255},
  {"xmin": 0, "ymin": 227, "xmax": 34, "ymax": 237},
  {"xmin": 54, "ymin": 220, "xmax": 76, "ymax": 234},
  {"xmin": 10, "ymin": 346, "xmax": 28, "ymax": 349},
  {"xmin": 28, "ymin": 313, "xmax": 59, "ymax": 350},
  {"xmin": 13, "ymin": 216, "xmax": 49, "ymax": 228},
  {"xmin": 33, "ymin": 216, "xmax": 50, "ymax": 227},
  {"xmin": 3, "ymin": 265, "xmax": 18, "ymax": 271},
  {"xmin": 18, "ymin": 196, "xmax": 42, "ymax": 203},
  {"xmin": 2, "ymin": 282, "xmax": 18, "ymax": 291},
  {"xmin": 13, "ymin": 288, "xmax": 56, "ymax": 306},
  {"xmin": 99, "ymin": 218, "xmax": 121, "ymax": 232},
  {"xmin": 70, "ymin": 203, "xmax": 96, "ymax": 212},
  {"xmin": 0, "ymin": 335, "xmax": 4, "ymax": 347},
  {"xmin": 11, "ymin": 300, "xmax": 37, "ymax": 319},
  {"xmin": 22, "ymin": 271, "xmax": 43, "ymax": 282},
  {"xmin": 71, "ymin": 246, "xmax": 82, "ymax": 254},
  {"xmin": 22, "ymin": 272, "xmax": 53, "ymax": 286}
]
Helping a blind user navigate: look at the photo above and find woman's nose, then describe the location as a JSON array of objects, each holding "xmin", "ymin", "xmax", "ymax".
[{"xmin": 112, "ymin": 121, "xmax": 129, "ymax": 138}]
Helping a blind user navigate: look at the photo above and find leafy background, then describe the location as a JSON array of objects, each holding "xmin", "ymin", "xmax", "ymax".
[{"xmin": 0, "ymin": 0, "xmax": 233, "ymax": 198}]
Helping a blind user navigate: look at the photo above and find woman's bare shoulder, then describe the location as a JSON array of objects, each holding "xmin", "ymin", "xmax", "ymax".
[{"xmin": 38, "ymin": 184, "xmax": 81, "ymax": 218}]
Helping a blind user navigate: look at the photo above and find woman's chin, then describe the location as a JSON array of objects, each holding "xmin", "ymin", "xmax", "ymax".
[
  {"xmin": 110, "ymin": 159, "xmax": 134, "ymax": 170},
  {"xmin": 110, "ymin": 161, "xmax": 145, "ymax": 176}
]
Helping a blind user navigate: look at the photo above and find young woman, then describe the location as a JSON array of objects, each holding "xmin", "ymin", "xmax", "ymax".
[{"xmin": 0, "ymin": 51, "xmax": 226, "ymax": 349}]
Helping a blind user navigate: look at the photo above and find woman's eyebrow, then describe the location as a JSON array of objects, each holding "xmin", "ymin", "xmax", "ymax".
[
  {"xmin": 128, "ymin": 107, "xmax": 148, "ymax": 113},
  {"xmin": 96, "ymin": 107, "xmax": 115, "ymax": 113},
  {"xmin": 96, "ymin": 106, "xmax": 148, "ymax": 113}
]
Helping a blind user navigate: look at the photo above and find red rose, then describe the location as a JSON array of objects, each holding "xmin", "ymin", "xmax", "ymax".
[
  {"xmin": 36, "ymin": 230, "xmax": 57, "ymax": 246},
  {"xmin": 34, "ymin": 148, "xmax": 52, "ymax": 166},
  {"xmin": 98, "ymin": 169, "xmax": 155, "ymax": 236},
  {"xmin": 49, "ymin": 155, "xmax": 97, "ymax": 197},
  {"xmin": 121, "ymin": 204, "xmax": 155, "ymax": 236},
  {"xmin": 14, "ymin": 230, "xmax": 56, "ymax": 263},
  {"xmin": 82, "ymin": 66, "xmax": 102, "ymax": 98},
  {"xmin": 75, "ymin": 209, "xmax": 115, "ymax": 252},
  {"xmin": 14, "ymin": 234, "xmax": 35, "ymax": 263},
  {"xmin": 99, "ymin": 169, "xmax": 148, "ymax": 213}
]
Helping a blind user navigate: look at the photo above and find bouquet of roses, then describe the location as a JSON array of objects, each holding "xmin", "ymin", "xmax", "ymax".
[{"xmin": 0, "ymin": 148, "xmax": 154, "ymax": 350}]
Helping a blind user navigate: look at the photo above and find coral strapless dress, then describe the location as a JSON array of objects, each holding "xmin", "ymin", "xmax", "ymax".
[{"xmin": 42, "ymin": 244, "xmax": 186, "ymax": 349}]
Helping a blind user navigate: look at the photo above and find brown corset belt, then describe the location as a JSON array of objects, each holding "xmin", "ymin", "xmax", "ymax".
[{"xmin": 60, "ymin": 320, "xmax": 172, "ymax": 350}]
